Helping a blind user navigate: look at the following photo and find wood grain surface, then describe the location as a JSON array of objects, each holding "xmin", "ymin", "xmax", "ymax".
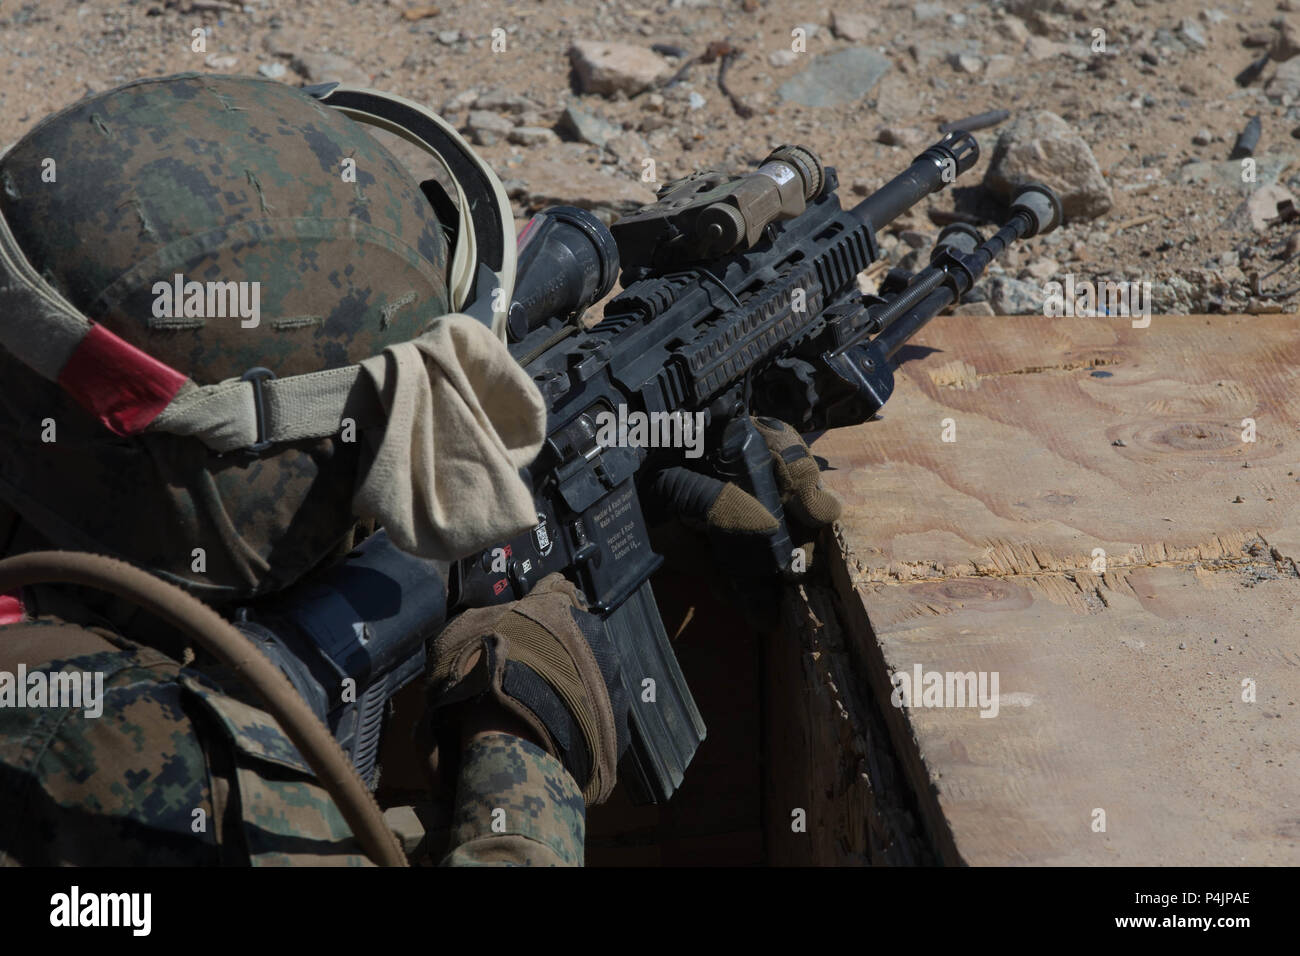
[{"xmin": 817, "ymin": 313, "xmax": 1300, "ymax": 865}]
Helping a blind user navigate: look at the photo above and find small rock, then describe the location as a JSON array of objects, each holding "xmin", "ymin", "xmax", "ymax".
[
  {"xmin": 909, "ymin": 39, "xmax": 963, "ymax": 70},
  {"xmin": 508, "ymin": 126, "xmax": 560, "ymax": 147},
  {"xmin": 1267, "ymin": 56, "xmax": 1300, "ymax": 101},
  {"xmin": 1004, "ymin": 16, "xmax": 1031, "ymax": 44},
  {"xmin": 688, "ymin": 91, "xmax": 706, "ymax": 110},
  {"xmin": 913, "ymin": 1, "xmax": 945, "ymax": 21},
  {"xmin": 204, "ymin": 54, "xmax": 239, "ymax": 70},
  {"xmin": 1272, "ymin": 19, "xmax": 1300, "ymax": 61},
  {"xmin": 465, "ymin": 110, "xmax": 514, "ymax": 146},
  {"xmin": 948, "ymin": 52, "xmax": 984, "ymax": 74},
  {"xmin": 777, "ymin": 47, "xmax": 891, "ymax": 107},
  {"xmin": 291, "ymin": 51, "xmax": 369, "ymax": 85},
  {"xmin": 606, "ymin": 131, "xmax": 651, "ymax": 166},
  {"xmin": 1026, "ymin": 36, "xmax": 1066, "ymax": 60},
  {"xmin": 1175, "ymin": 155, "xmax": 1289, "ymax": 188},
  {"xmin": 257, "ymin": 62, "xmax": 286, "ymax": 79},
  {"xmin": 1192, "ymin": 128, "xmax": 1212, "ymax": 145},
  {"xmin": 985, "ymin": 55, "xmax": 1017, "ymax": 79},
  {"xmin": 989, "ymin": 276, "xmax": 1044, "ymax": 314},
  {"xmin": 442, "ymin": 88, "xmax": 481, "ymax": 113},
  {"xmin": 831, "ymin": 10, "xmax": 877, "ymax": 42},
  {"xmin": 262, "ymin": 30, "xmax": 308, "ymax": 59},
  {"xmin": 474, "ymin": 90, "xmax": 539, "ymax": 114},
  {"xmin": 466, "ymin": 110, "xmax": 514, "ymax": 133},
  {"xmin": 1150, "ymin": 275, "xmax": 1196, "ymax": 315},
  {"xmin": 768, "ymin": 49, "xmax": 799, "ymax": 68},
  {"xmin": 1226, "ymin": 183, "xmax": 1298, "ymax": 231},
  {"xmin": 1152, "ymin": 26, "xmax": 1187, "ymax": 55},
  {"xmin": 569, "ymin": 40, "xmax": 670, "ymax": 96},
  {"xmin": 1014, "ymin": 3, "xmax": 1070, "ymax": 37},
  {"xmin": 638, "ymin": 114, "xmax": 671, "ymax": 133},
  {"xmin": 983, "ymin": 110, "xmax": 1113, "ymax": 220},
  {"xmin": 517, "ymin": 145, "xmax": 658, "ymax": 223},
  {"xmin": 558, "ymin": 102, "xmax": 622, "ymax": 148},
  {"xmin": 1111, "ymin": 439, "xmax": 1127, "ymax": 446},
  {"xmin": 1177, "ymin": 19, "xmax": 1207, "ymax": 51},
  {"xmin": 437, "ymin": 30, "xmax": 461, "ymax": 46},
  {"xmin": 1024, "ymin": 256, "xmax": 1061, "ymax": 281}
]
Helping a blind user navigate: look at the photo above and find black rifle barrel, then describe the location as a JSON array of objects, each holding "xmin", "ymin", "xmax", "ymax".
[
  {"xmin": 849, "ymin": 130, "xmax": 978, "ymax": 233},
  {"xmin": 872, "ymin": 216, "xmax": 1034, "ymax": 360},
  {"xmin": 832, "ymin": 182, "xmax": 1060, "ymax": 359}
]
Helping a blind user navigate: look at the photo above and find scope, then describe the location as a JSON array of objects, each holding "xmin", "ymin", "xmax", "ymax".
[{"xmin": 508, "ymin": 205, "xmax": 620, "ymax": 341}]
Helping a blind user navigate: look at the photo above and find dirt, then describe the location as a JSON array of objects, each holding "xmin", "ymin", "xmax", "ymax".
[{"xmin": 3, "ymin": 0, "xmax": 1298, "ymax": 316}]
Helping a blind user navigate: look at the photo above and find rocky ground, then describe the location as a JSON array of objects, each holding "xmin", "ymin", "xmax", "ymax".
[{"xmin": 3, "ymin": 0, "xmax": 1299, "ymax": 316}]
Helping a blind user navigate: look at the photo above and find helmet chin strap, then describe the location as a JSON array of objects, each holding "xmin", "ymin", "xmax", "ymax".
[{"xmin": 304, "ymin": 82, "xmax": 517, "ymax": 343}]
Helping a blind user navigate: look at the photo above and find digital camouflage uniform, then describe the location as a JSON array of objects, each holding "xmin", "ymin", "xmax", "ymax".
[
  {"xmin": 0, "ymin": 617, "xmax": 586, "ymax": 866},
  {"xmin": 0, "ymin": 74, "xmax": 583, "ymax": 866}
]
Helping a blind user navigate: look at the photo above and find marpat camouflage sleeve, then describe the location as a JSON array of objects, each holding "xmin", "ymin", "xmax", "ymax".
[
  {"xmin": 441, "ymin": 732, "xmax": 586, "ymax": 867},
  {"xmin": 0, "ymin": 627, "xmax": 372, "ymax": 867},
  {"xmin": 0, "ymin": 622, "xmax": 586, "ymax": 867}
]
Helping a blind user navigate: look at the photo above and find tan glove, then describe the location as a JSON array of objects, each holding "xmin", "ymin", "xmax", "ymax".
[
  {"xmin": 653, "ymin": 415, "xmax": 841, "ymax": 536},
  {"xmin": 750, "ymin": 416, "xmax": 842, "ymax": 527},
  {"xmin": 648, "ymin": 415, "xmax": 840, "ymax": 580},
  {"xmin": 426, "ymin": 574, "xmax": 629, "ymax": 805}
]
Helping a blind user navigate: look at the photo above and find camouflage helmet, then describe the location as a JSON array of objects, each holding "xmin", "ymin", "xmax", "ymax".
[{"xmin": 0, "ymin": 73, "xmax": 531, "ymax": 603}]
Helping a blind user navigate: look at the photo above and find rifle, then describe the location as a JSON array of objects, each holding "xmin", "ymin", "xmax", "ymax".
[{"xmin": 236, "ymin": 133, "xmax": 1062, "ymax": 802}]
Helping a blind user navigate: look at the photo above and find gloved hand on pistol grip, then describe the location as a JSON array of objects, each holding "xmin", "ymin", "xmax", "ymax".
[
  {"xmin": 750, "ymin": 416, "xmax": 841, "ymax": 527},
  {"xmin": 426, "ymin": 573, "xmax": 630, "ymax": 805},
  {"xmin": 649, "ymin": 415, "xmax": 841, "ymax": 542}
]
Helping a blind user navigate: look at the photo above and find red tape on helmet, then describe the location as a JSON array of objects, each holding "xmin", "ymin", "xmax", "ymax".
[
  {"xmin": 0, "ymin": 592, "xmax": 22, "ymax": 626},
  {"xmin": 56, "ymin": 324, "xmax": 189, "ymax": 436}
]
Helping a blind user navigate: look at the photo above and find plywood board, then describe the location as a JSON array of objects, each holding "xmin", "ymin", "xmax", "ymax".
[{"xmin": 818, "ymin": 313, "xmax": 1300, "ymax": 865}]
